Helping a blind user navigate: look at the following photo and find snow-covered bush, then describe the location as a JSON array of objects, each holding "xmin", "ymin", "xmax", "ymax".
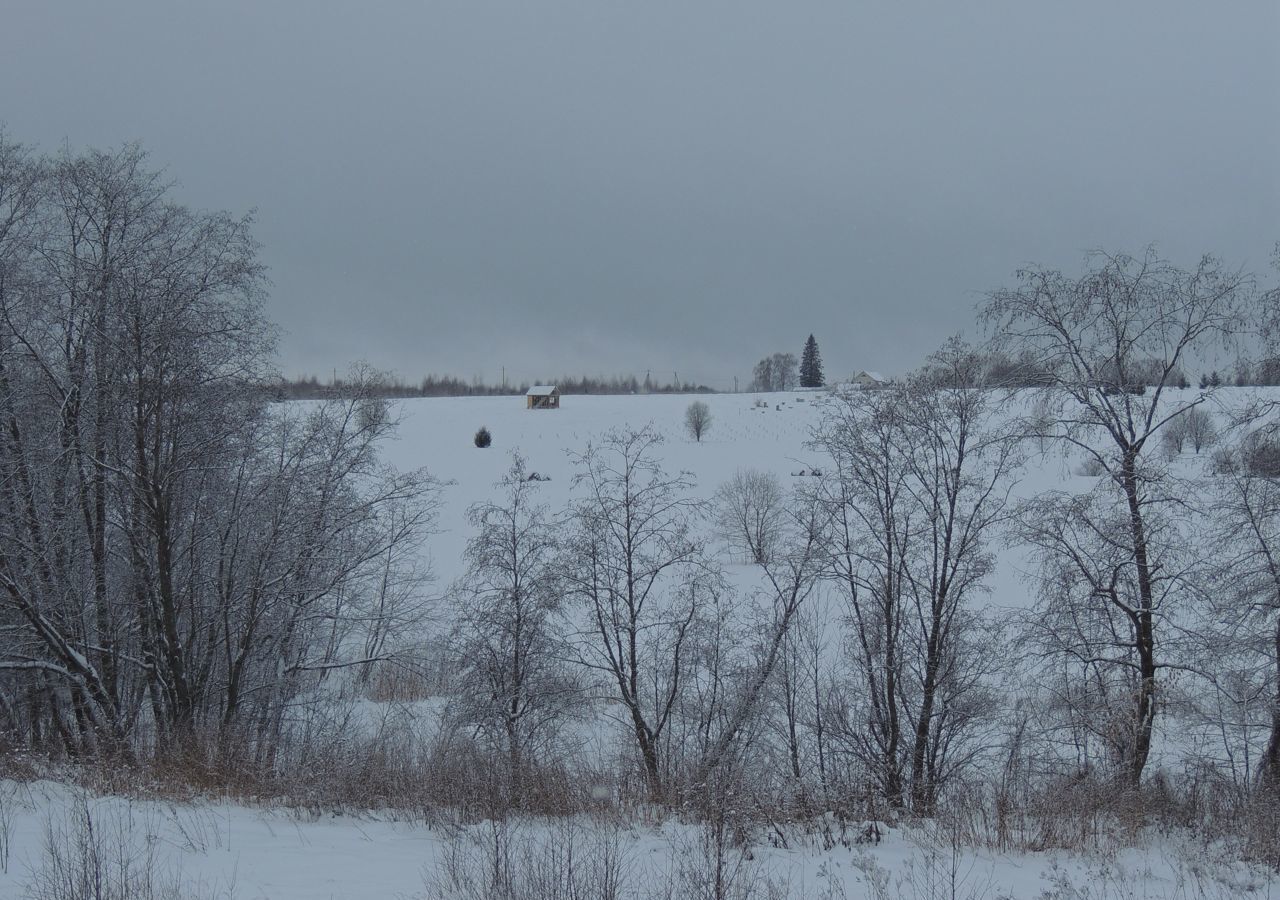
[
  {"xmin": 424, "ymin": 819, "xmax": 630, "ymax": 900},
  {"xmin": 26, "ymin": 793, "xmax": 225, "ymax": 900}
]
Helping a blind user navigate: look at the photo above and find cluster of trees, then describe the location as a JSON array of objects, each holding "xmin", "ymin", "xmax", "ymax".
[
  {"xmin": 1229, "ymin": 359, "xmax": 1280, "ymax": 387},
  {"xmin": 0, "ymin": 136, "xmax": 436, "ymax": 761},
  {"xmin": 448, "ymin": 435, "xmax": 824, "ymax": 806},
  {"xmin": 447, "ymin": 248, "xmax": 1280, "ymax": 821},
  {"xmin": 276, "ymin": 372, "xmax": 713, "ymax": 400},
  {"xmin": 929, "ymin": 348, "xmax": 1280, "ymax": 395},
  {"xmin": 751, "ymin": 352, "xmax": 798, "ymax": 392},
  {"xmin": 752, "ymin": 335, "xmax": 825, "ymax": 392},
  {"xmin": 807, "ymin": 340, "xmax": 1017, "ymax": 813}
]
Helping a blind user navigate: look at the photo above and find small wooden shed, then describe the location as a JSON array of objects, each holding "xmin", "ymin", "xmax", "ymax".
[{"xmin": 526, "ymin": 385, "xmax": 560, "ymax": 409}]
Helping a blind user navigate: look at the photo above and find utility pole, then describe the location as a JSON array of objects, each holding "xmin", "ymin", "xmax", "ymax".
[{"xmin": 734, "ymin": 375, "xmax": 738, "ymax": 393}]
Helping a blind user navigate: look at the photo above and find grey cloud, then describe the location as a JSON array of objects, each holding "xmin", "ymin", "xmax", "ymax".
[{"xmin": 2, "ymin": 0, "xmax": 1276, "ymax": 388}]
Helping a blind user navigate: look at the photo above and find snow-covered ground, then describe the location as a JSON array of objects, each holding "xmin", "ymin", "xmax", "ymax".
[
  {"xmin": 374, "ymin": 388, "xmax": 1108, "ymax": 611},
  {"xmin": 0, "ymin": 779, "xmax": 1271, "ymax": 899},
  {"xmin": 378, "ymin": 390, "xmax": 833, "ymax": 576},
  {"xmin": 2, "ymin": 389, "xmax": 1274, "ymax": 899}
]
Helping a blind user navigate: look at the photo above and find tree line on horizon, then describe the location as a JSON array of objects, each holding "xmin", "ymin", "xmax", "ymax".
[
  {"xmin": 273, "ymin": 371, "xmax": 714, "ymax": 400},
  {"xmin": 749, "ymin": 334, "xmax": 826, "ymax": 392}
]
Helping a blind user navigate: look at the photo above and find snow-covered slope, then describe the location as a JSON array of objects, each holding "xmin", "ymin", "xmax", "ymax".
[
  {"xmin": 378, "ymin": 391, "xmax": 830, "ymax": 577},
  {"xmin": 1, "ymin": 388, "xmax": 1271, "ymax": 899}
]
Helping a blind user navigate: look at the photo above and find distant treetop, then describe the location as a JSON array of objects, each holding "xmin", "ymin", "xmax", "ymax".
[{"xmin": 800, "ymin": 334, "xmax": 824, "ymax": 388}]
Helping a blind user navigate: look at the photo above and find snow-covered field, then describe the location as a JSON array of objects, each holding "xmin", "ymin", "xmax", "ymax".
[
  {"xmin": 1, "ymin": 389, "xmax": 1275, "ymax": 899},
  {"xmin": 379, "ymin": 391, "xmax": 833, "ymax": 574},
  {"xmin": 0, "ymin": 779, "xmax": 1271, "ymax": 899},
  {"xmin": 372, "ymin": 389, "xmax": 1094, "ymax": 614}
]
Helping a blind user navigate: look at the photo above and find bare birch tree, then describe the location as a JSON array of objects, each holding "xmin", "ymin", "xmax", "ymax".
[{"xmin": 983, "ymin": 247, "xmax": 1252, "ymax": 785}]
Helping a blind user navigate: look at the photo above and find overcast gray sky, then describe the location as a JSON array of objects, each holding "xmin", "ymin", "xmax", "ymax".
[{"xmin": 2, "ymin": 1, "xmax": 1276, "ymax": 388}]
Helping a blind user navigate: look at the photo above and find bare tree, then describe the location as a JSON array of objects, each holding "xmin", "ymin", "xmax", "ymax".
[
  {"xmin": 771, "ymin": 353, "xmax": 798, "ymax": 392},
  {"xmin": 0, "ymin": 142, "xmax": 229, "ymax": 754},
  {"xmin": 1162, "ymin": 418, "xmax": 1189, "ymax": 456},
  {"xmin": 982, "ymin": 247, "xmax": 1252, "ymax": 785},
  {"xmin": 810, "ymin": 339, "xmax": 1016, "ymax": 812},
  {"xmin": 751, "ymin": 357, "xmax": 774, "ymax": 392},
  {"xmin": 0, "ymin": 134, "xmax": 134, "ymax": 754},
  {"xmin": 750, "ymin": 352, "xmax": 799, "ymax": 392},
  {"xmin": 691, "ymin": 495, "xmax": 824, "ymax": 791},
  {"xmin": 1013, "ymin": 486, "xmax": 1191, "ymax": 782},
  {"xmin": 1208, "ymin": 442, "xmax": 1280, "ymax": 792},
  {"xmin": 208, "ymin": 375, "xmax": 438, "ymax": 758},
  {"xmin": 896, "ymin": 340, "xmax": 1018, "ymax": 813},
  {"xmin": 563, "ymin": 426, "xmax": 710, "ymax": 798},
  {"xmin": 1163, "ymin": 406, "xmax": 1218, "ymax": 457},
  {"xmin": 811, "ymin": 385, "xmax": 914, "ymax": 807},
  {"xmin": 763, "ymin": 599, "xmax": 835, "ymax": 810},
  {"xmin": 685, "ymin": 400, "xmax": 712, "ymax": 442},
  {"xmin": 450, "ymin": 453, "xmax": 578, "ymax": 806},
  {"xmin": 713, "ymin": 469, "xmax": 785, "ymax": 565}
]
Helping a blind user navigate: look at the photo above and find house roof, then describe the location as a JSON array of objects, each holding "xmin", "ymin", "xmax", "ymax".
[
  {"xmin": 526, "ymin": 385, "xmax": 558, "ymax": 396},
  {"xmin": 856, "ymin": 371, "xmax": 886, "ymax": 382}
]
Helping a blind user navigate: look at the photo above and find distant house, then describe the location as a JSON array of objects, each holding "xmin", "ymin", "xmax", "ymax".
[
  {"xmin": 851, "ymin": 370, "xmax": 887, "ymax": 388},
  {"xmin": 526, "ymin": 385, "xmax": 560, "ymax": 409}
]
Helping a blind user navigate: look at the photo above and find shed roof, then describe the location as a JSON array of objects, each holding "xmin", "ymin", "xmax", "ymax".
[{"xmin": 526, "ymin": 385, "xmax": 559, "ymax": 396}]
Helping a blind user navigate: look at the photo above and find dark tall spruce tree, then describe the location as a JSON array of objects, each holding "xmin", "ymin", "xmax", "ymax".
[{"xmin": 800, "ymin": 334, "xmax": 825, "ymax": 387}]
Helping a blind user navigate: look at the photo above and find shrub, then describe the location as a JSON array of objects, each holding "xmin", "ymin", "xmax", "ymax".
[
  {"xmin": 474, "ymin": 426, "xmax": 492, "ymax": 448},
  {"xmin": 1211, "ymin": 447, "xmax": 1238, "ymax": 475},
  {"xmin": 1242, "ymin": 430, "xmax": 1280, "ymax": 478},
  {"xmin": 27, "ymin": 792, "xmax": 226, "ymax": 900},
  {"xmin": 424, "ymin": 819, "xmax": 630, "ymax": 900},
  {"xmin": 1076, "ymin": 456, "xmax": 1108, "ymax": 477},
  {"xmin": 1184, "ymin": 406, "xmax": 1217, "ymax": 453},
  {"xmin": 1163, "ymin": 406, "xmax": 1217, "ymax": 457}
]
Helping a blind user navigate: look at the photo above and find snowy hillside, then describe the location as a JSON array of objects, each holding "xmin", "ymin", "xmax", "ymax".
[
  {"xmin": 1, "ymin": 387, "xmax": 1275, "ymax": 899},
  {"xmin": 379, "ymin": 391, "xmax": 830, "ymax": 574}
]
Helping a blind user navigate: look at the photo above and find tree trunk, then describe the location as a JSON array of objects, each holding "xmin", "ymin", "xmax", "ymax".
[
  {"xmin": 910, "ymin": 632, "xmax": 942, "ymax": 814},
  {"xmin": 1121, "ymin": 452, "xmax": 1157, "ymax": 786}
]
